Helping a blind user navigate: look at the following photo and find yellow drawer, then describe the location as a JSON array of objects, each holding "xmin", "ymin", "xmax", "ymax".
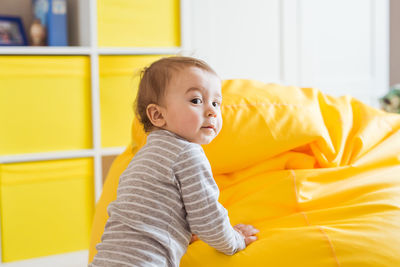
[
  {"xmin": 0, "ymin": 56, "xmax": 92, "ymax": 155},
  {"xmin": 97, "ymin": 0, "xmax": 180, "ymax": 47},
  {"xmin": 99, "ymin": 55, "xmax": 163, "ymax": 148},
  {"xmin": 0, "ymin": 158, "xmax": 94, "ymax": 262}
]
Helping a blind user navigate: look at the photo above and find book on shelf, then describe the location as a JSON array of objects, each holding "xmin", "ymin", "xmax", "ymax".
[{"xmin": 32, "ymin": 0, "xmax": 68, "ymax": 46}]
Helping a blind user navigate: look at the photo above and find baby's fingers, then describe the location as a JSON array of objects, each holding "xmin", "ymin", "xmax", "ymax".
[
  {"xmin": 244, "ymin": 235, "xmax": 258, "ymax": 246},
  {"xmin": 247, "ymin": 226, "xmax": 259, "ymax": 236},
  {"xmin": 235, "ymin": 224, "xmax": 259, "ymax": 236}
]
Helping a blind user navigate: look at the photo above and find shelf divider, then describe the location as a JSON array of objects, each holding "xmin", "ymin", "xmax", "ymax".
[
  {"xmin": 97, "ymin": 47, "xmax": 181, "ymax": 55},
  {"xmin": 0, "ymin": 47, "xmax": 92, "ymax": 55},
  {"xmin": 0, "ymin": 150, "xmax": 96, "ymax": 164}
]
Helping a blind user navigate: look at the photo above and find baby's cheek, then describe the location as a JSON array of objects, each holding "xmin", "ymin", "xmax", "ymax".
[{"xmin": 182, "ymin": 115, "xmax": 200, "ymax": 131}]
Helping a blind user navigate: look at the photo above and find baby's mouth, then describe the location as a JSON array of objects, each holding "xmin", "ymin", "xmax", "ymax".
[{"xmin": 201, "ymin": 125, "xmax": 215, "ymax": 131}]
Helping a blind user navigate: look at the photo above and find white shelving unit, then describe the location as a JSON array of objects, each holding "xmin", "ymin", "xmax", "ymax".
[{"xmin": 0, "ymin": 0, "xmax": 189, "ymax": 265}]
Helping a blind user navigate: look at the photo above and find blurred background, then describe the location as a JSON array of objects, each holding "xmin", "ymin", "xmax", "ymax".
[{"xmin": 0, "ymin": 0, "xmax": 398, "ymax": 266}]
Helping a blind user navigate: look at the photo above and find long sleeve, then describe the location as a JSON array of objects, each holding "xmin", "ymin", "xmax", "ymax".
[{"xmin": 173, "ymin": 144, "xmax": 246, "ymax": 255}]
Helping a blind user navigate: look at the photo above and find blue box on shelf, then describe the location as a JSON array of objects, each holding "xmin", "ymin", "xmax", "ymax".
[{"xmin": 32, "ymin": 0, "xmax": 68, "ymax": 46}]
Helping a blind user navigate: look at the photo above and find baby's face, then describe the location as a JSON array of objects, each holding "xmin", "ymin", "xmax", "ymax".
[{"xmin": 161, "ymin": 66, "xmax": 222, "ymax": 145}]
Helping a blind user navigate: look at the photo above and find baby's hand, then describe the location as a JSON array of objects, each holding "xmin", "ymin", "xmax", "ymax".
[
  {"xmin": 189, "ymin": 234, "xmax": 199, "ymax": 244},
  {"xmin": 233, "ymin": 224, "xmax": 259, "ymax": 246}
]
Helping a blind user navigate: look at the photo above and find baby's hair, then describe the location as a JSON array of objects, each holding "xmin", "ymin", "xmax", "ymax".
[{"xmin": 135, "ymin": 56, "xmax": 218, "ymax": 132}]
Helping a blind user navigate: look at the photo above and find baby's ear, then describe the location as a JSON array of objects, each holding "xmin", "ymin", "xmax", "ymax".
[{"xmin": 146, "ymin": 104, "xmax": 166, "ymax": 128}]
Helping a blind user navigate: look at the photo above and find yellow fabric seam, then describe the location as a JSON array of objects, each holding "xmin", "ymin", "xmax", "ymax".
[
  {"xmin": 290, "ymin": 170, "xmax": 341, "ymax": 267},
  {"xmin": 317, "ymin": 226, "xmax": 341, "ymax": 267}
]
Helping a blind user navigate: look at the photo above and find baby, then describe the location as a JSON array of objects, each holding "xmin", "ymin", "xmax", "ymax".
[{"xmin": 89, "ymin": 56, "xmax": 259, "ymax": 267}]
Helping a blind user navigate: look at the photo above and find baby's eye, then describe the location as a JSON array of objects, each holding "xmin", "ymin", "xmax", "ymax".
[
  {"xmin": 212, "ymin": 101, "xmax": 220, "ymax": 107},
  {"xmin": 191, "ymin": 98, "xmax": 202, "ymax": 104}
]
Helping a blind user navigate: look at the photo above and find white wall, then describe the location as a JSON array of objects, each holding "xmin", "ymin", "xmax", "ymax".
[
  {"xmin": 390, "ymin": 0, "xmax": 400, "ymax": 85},
  {"xmin": 187, "ymin": 0, "xmax": 281, "ymax": 84},
  {"xmin": 187, "ymin": 0, "xmax": 389, "ymax": 107}
]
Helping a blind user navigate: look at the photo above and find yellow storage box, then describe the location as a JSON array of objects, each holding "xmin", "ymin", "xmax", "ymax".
[
  {"xmin": 99, "ymin": 55, "xmax": 163, "ymax": 148},
  {"xmin": 0, "ymin": 158, "xmax": 94, "ymax": 262},
  {"xmin": 97, "ymin": 0, "xmax": 180, "ymax": 47},
  {"xmin": 0, "ymin": 56, "xmax": 92, "ymax": 155}
]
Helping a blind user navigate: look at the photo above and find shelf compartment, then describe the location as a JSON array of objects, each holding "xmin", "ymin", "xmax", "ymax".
[
  {"xmin": 101, "ymin": 155, "xmax": 118, "ymax": 184},
  {"xmin": 0, "ymin": 56, "xmax": 92, "ymax": 155},
  {"xmin": 0, "ymin": 0, "xmax": 90, "ymax": 47},
  {"xmin": 0, "ymin": 158, "xmax": 94, "ymax": 262},
  {"xmin": 99, "ymin": 55, "xmax": 163, "ymax": 148},
  {"xmin": 97, "ymin": 0, "xmax": 181, "ymax": 47}
]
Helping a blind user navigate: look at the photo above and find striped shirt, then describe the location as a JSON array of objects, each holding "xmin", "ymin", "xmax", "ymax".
[{"xmin": 89, "ymin": 129, "xmax": 245, "ymax": 267}]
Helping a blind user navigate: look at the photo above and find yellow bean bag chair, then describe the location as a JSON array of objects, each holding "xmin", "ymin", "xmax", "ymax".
[{"xmin": 89, "ymin": 80, "xmax": 400, "ymax": 266}]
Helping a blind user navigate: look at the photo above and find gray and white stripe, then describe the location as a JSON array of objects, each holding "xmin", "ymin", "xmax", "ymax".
[{"xmin": 90, "ymin": 130, "xmax": 245, "ymax": 267}]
